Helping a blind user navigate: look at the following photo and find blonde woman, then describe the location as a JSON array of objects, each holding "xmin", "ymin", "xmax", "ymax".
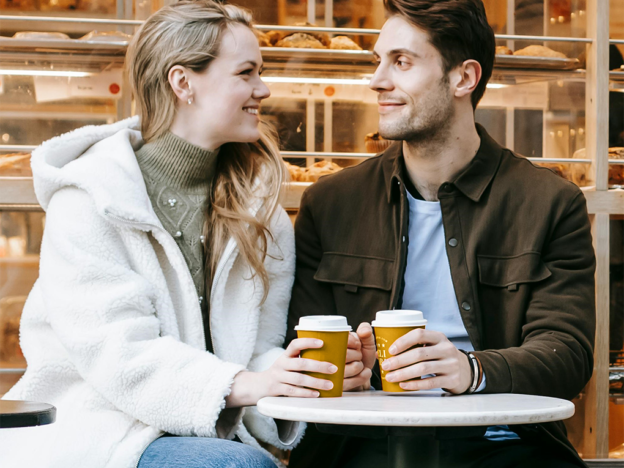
[{"xmin": 0, "ymin": 2, "xmax": 345, "ymax": 467}]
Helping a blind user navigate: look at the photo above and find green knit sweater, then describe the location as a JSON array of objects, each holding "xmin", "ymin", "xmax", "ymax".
[{"xmin": 135, "ymin": 131, "xmax": 219, "ymax": 352}]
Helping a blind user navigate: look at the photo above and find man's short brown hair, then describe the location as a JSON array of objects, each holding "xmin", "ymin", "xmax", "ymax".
[{"xmin": 384, "ymin": 0, "xmax": 495, "ymax": 109}]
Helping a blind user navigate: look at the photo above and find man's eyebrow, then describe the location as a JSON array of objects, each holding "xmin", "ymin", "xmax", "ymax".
[{"xmin": 373, "ymin": 48, "xmax": 421, "ymax": 59}]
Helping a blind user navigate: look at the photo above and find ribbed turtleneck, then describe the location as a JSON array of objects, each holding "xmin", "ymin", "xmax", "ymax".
[
  {"xmin": 135, "ymin": 131, "xmax": 219, "ymax": 192},
  {"xmin": 135, "ymin": 131, "xmax": 218, "ymax": 352}
]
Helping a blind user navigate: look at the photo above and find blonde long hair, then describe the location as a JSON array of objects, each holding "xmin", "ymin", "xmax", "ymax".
[{"xmin": 127, "ymin": 0, "xmax": 285, "ymax": 302}]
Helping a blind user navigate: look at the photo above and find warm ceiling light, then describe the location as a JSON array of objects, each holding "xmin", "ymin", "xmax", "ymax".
[
  {"xmin": 262, "ymin": 76, "xmax": 370, "ymax": 85},
  {"xmin": 0, "ymin": 70, "xmax": 93, "ymax": 77}
]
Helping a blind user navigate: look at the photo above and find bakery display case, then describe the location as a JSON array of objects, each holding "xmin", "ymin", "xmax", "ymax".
[{"xmin": 0, "ymin": 0, "xmax": 622, "ymax": 462}]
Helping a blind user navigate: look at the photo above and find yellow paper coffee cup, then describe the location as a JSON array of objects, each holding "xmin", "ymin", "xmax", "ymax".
[
  {"xmin": 372, "ymin": 310, "xmax": 427, "ymax": 392},
  {"xmin": 295, "ymin": 315, "xmax": 352, "ymax": 398}
]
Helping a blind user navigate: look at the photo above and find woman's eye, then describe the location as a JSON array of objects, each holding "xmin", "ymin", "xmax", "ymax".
[{"xmin": 240, "ymin": 69, "xmax": 253, "ymax": 75}]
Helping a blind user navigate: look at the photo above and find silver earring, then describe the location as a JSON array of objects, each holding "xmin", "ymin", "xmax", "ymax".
[
  {"xmin": 187, "ymin": 81, "xmax": 193, "ymax": 105},
  {"xmin": 187, "ymin": 97, "xmax": 193, "ymax": 105}
]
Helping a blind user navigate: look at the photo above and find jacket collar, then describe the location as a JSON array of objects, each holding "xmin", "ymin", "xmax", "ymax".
[{"xmin": 382, "ymin": 123, "xmax": 503, "ymax": 203}]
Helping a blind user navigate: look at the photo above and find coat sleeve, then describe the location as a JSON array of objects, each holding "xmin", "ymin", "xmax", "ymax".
[
  {"xmin": 243, "ymin": 206, "xmax": 306, "ymax": 450},
  {"xmin": 285, "ymin": 189, "xmax": 338, "ymax": 346},
  {"xmin": 475, "ymin": 190, "xmax": 596, "ymax": 399},
  {"xmin": 40, "ymin": 187, "xmax": 245, "ymax": 437}
]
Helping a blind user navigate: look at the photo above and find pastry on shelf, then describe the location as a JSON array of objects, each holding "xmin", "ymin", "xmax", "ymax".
[
  {"xmin": 283, "ymin": 160, "xmax": 343, "ymax": 182},
  {"xmin": 13, "ymin": 31, "xmax": 70, "ymax": 40},
  {"xmin": 513, "ymin": 45, "xmax": 567, "ymax": 59},
  {"xmin": 257, "ymin": 31, "xmax": 272, "ymax": 47},
  {"xmin": 79, "ymin": 31, "xmax": 132, "ymax": 42},
  {"xmin": 365, "ymin": 132, "xmax": 393, "ymax": 153},
  {"xmin": 306, "ymin": 160, "xmax": 343, "ymax": 182},
  {"xmin": 495, "ymin": 45, "xmax": 513, "ymax": 55},
  {"xmin": 276, "ymin": 33, "xmax": 325, "ymax": 49},
  {"xmin": 0, "ymin": 153, "xmax": 32, "ymax": 176},
  {"xmin": 294, "ymin": 22, "xmax": 330, "ymax": 47},
  {"xmin": 536, "ymin": 162, "xmax": 568, "ymax": 180},
  {"xmin": 268, "ymin": 22, "xmax": 330, "ymax": 48},
  {"xmin": 284, "ymin": 161, "xmax": 306, "ymax": 182},
  {"xmin": 609, "ymin": 147, "xmax": 624, "ymax": 186},
  {"xmin": 329, "ymin": 36, "xmax": 362, "ymax": 51},
  {"xmin": 266, "ymin": 30, "xmax": 284, "ymax": 46}
]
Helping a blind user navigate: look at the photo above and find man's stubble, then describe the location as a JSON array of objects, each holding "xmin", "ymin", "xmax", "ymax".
[{"xmin": 379, "ymin": 75, "xmax": 455, "ymax": 147}]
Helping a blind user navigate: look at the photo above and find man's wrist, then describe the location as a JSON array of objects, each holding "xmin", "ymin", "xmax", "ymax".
[{"xmin": 458, "ymin": 350, "xmax": 482, "ymax": 394}]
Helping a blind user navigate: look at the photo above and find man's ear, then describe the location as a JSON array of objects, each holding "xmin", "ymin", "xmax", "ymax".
[
  {"xmin": 451, "ymin": 60, "xmax": 482, "ymax": 100},
  {"xmin": 168, "ymin": 65, "xmax": 192, "ymax": 103}
]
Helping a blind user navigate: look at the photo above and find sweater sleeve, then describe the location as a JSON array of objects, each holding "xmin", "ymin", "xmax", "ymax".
[
  {"xmin": 40, "ymin": 186, "xmax": 245, "ymax": 437},
  {"xmin": 243, "ymin": 207, "xmax": 306, "ymax": 449}
]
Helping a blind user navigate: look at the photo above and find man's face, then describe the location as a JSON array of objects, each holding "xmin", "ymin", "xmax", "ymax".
[{"xmin": 370, "ymin": 16, "xmax": 455, "ymax": 142}]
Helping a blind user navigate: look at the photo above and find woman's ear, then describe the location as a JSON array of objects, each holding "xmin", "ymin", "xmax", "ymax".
[
  {"xmin": 168, "ymin": 65, "xmax": 193, "ymax": 104},
  {"xmin": 452, "ymin": 59, "xmax": 482, "ymax": 100}
]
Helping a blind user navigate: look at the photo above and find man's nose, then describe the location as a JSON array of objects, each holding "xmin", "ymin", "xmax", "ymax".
[{"xmin": 369, "ymin": 65, "xmax": 392, "ymax": 93}]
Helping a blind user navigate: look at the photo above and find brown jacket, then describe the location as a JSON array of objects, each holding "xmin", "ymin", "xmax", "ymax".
[{"xmin": 286, "ymin": 125, "xmax": 596, "ymax": 465}]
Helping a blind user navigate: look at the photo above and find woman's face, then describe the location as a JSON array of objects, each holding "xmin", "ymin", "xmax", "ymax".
[{"xmin": 182, "ymin": 24, "xmax": 270, "ymax": 149}]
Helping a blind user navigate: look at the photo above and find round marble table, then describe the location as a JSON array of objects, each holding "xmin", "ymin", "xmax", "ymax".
[
  {"xmin": 0, "ymin": 400, "xmax": 56, "ymax": 429},
  {"xmin": 257, "ymin": 390, "xmax": 575, "ymax": 468}
]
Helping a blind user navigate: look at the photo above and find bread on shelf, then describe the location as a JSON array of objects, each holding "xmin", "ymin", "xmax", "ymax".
[
  {"xmin": 365, "ymin": 132, "xmax": 394, "ymax": 153},
  {"xmin": 330, "ymin": 36, "xmax": 362, "ymax": 50},
  {"xmin": 609, "ymin": 147, "xmax": 624, "ymax": 186},
  {"xmin": 257, "ymin": 31, "xmax": 272, "ymax": 47},
  {"xmin": 495, "ymin": 45, "xmax": 513, "ymax": 55},
  {"xmin": 284, "ymin": 160, "xmax": 343, "ymax": 182},
  {"xmin": 0, "ymin": 153, "xmax": 31, "ymax": 177},
  {"xmin": 513, "ymin": 45, "xmax": 567, "ymax": 59},
  {"xmin": 276, "ymin": 33, "xmax": 325, "ymax": 49}
]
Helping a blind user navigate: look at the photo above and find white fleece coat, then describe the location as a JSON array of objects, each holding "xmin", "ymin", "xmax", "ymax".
[{"xmin": 0, "ymin": 116, "xmax": 303, "ymax": 468}]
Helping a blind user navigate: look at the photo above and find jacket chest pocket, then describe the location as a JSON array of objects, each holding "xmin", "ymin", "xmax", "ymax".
[
  {"xmin": 477, "ymin": 252, "xmax": 551, "ymax": 291},
  {"xmin": 314, "ymin": 252, "xmax": 394, "ymax": 320},
  {"xmin": 477, "ymin": 252, "xmax": 552, "ymax": 348}
]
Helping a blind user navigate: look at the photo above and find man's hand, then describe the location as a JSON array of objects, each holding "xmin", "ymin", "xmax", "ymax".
[
  {"xmin": 343, "ymin": 323, "xmax": 377, "ymax": 391},
  {"xmin": 382, "ymin": 329, "xmax": 472, "ymax": 394}
]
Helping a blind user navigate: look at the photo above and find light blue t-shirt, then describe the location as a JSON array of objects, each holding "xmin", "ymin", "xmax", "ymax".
[{"xmin": 401, "ymin": 190, "xmax": 519, "ymax": 441}]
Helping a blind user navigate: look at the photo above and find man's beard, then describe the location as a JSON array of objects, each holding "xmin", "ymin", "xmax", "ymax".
[{"xmin": 379, "ymin": 77, "xmax": 455, "ymax": 145}]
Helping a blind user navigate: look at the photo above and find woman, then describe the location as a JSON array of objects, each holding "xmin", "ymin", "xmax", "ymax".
[{"xmin": 0, "ymin": 2, "xmax": 339, "ymax": 467}]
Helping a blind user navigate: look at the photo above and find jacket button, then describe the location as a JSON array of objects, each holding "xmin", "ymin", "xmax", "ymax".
[
  {"xmin": 441, "ymin": 183, "xmax": 453, "ymax": 193},
  {"xmin": 448, "ymin": 238, "xmax": 458, "ymax": 247},
  {"xmin": 461, "ymin": 302, "xmax": 471, "ymax": 311}
]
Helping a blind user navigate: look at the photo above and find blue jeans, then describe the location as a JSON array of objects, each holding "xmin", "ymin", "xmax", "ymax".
[{"xmin": 137, "ymin": 436, "xmax": 276, "ymax": 468}]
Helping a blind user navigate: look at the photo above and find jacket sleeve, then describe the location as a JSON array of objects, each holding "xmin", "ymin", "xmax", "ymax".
[
  {"xmin": 40, "ymin": 187, "xmax": 245, "ymax": 437},
  {"xmin": 285, "ymin": 189, "xmax": 338, "ymax": 346},
  {"xmin": 475, "ymin": 191, "xmax": 596, "ymax": 399},
  {"xmin": 244, "ymin": 207, "xmax": 305, "ymax": 450}
]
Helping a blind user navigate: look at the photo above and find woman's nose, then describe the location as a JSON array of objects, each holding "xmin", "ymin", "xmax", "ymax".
[{"xmin": 256, "ymin": 78, "xmax": 271, "ymax": 100}]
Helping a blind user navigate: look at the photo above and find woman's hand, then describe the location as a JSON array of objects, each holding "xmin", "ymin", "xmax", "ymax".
[
  {"xmin": 343, "ymin": 323, "xmax": 376, "ymax": 391},
  {"xmin": 225, "ymin": 338, "xmax": 337, "ymax": 408}
]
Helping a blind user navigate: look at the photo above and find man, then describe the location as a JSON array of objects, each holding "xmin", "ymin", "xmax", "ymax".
[{"xmin": 286, "ymin": 0, "xmax": 595, "ymax": 467}]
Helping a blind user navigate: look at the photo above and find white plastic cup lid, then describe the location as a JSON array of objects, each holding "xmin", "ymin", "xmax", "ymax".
[
  {"xmin": 295, "ymin": 315, "xmax": 353, "ymax": 332},
  {"xmin": 371, "ymin": 310, "xmax": 427, "ymax": 327}
]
